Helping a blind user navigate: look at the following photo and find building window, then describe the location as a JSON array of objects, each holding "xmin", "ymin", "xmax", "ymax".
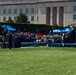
[
  {"xmin": 0, "ymin": 17, "xmax": 1, "ymax": 21},
  {"xmin": 31, "ymin": 16, "xmax": 34, "ymax": 21},
  {"xmin": 3, "ymin": 17, "xmax": 6, "ymax": 21},
  {"xmin": 14, "ymin": 17, "xmax": 17, "ymax": 21},
  {"xmin": 8, "ymin": 17, "xmax": 11, "ymax": 20},
  {"xmin": 73, "ymin": 6, "xmax": 76, "ymax": 12},
  {"xmin": 20, "ymin": 9, "xmax": 23, "ymax": 14},
  {"xmin": 3, "ymin": 9, "xmax": 6, "ymax": 14},
  {"xmin": 8, "ymin": 9, "xmax": 12, "ymax": 14},
  {"xmin": 0, "ymin": 9, "xmax": 1, "ymax": 14},
  {"xmin": 14, "ymin": 9, "xmax": 17, "ymax": 14},
  {"xmin": 37, "ymin": 16, "xmax": 38, "ymax": 21},
  {"xmin": 31, "ymin": 8, "xmax": 34, "ymax": 13},
  {"xmin": 25, "ymin": 8, "xmax": 28, "ymax": 14},
  {"xmin": 37, "ymin": 8, "xmax": 38, "ymax": 13},
  {"xmin": 73, "ymin": 15, "xmax": 76, "ymax": 20}
]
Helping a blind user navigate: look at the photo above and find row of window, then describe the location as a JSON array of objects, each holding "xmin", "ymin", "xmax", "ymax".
[
  {"xmin": 1, "ymin": 6, "xmax": 76, "ymax": 14},
  {"xmin": 0, "ymin": 6, "xmax": 76, "ymax": 14},
  {"xmin": 1, "ymin": 15, "xmax": 76, "ymax": 22},
  {"xmin": 2, "ymin": 17, "xmax": 17, "ymax": 21},
  {"xmin": 1, "ymin": 15, "xmax": 76, "ymax": 21},
  {"xmin": 0, "ymin": 16, "xmax": 38, "ymax": 22},
  {"xmin": 0, "ymin": 8, "xmax": 35, "ymax": 14}
]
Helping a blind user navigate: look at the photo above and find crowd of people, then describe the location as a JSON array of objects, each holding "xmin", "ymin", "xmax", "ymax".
[{"xmin": 0, "ymin": 26, "xmax": 76, "ymax": 49}]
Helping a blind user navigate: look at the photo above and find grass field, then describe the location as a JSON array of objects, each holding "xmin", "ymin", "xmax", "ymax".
[{"xmin": 0, "ymin": 47, "xmax": 76, "ymax": 75}]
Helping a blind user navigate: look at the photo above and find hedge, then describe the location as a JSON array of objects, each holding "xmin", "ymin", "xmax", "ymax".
[{"xmin": 0, "ymin": 22, "xmax": 53, "ymax": 34}]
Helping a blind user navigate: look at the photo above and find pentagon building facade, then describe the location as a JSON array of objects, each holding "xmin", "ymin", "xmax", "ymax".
[{"xmin": 0, "ymin": 0, "xmax": 76, "ymax": 26}]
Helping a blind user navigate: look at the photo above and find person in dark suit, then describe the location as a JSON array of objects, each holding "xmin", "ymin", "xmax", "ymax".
[
  {"xmin": 68, "ymin": 27, "xmax": 75, "ymax": 43},
  {"xmin": 8, "ymin": 32, "xmax": 12, "ymax": 49},
  {"xmin": 71, "ymin": 27, "xmax": 75, "ymax": 43}
]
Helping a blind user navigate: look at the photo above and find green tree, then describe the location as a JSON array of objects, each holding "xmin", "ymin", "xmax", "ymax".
[
  {"xmin": 6, "ymin": 18, "xmax": 14, "ymax": 23},
  {"xmin": 52, "ymin": 24, "xmax": 59, "ymax": 30},
  {"xmin": 16, "ymin": 13, "xmax": 30, "ymax": 23}
]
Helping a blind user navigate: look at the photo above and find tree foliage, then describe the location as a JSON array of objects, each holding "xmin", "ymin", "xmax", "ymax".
[
  {"xmin": 6, "ymin": 18, "xmax": 14, "ymax": 23},
  {"xmin": 16, "ymin": 13, "xmax": 30, "ymax": 23},
  {"xmin": 52, "ymin": 24, "xmax": 59, "ymax": 30}
]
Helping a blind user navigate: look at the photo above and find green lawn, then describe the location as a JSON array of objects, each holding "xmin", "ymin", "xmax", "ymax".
[{"xmin": 0, "ymin": 47, "xmax": 76, "ymax": 75}]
